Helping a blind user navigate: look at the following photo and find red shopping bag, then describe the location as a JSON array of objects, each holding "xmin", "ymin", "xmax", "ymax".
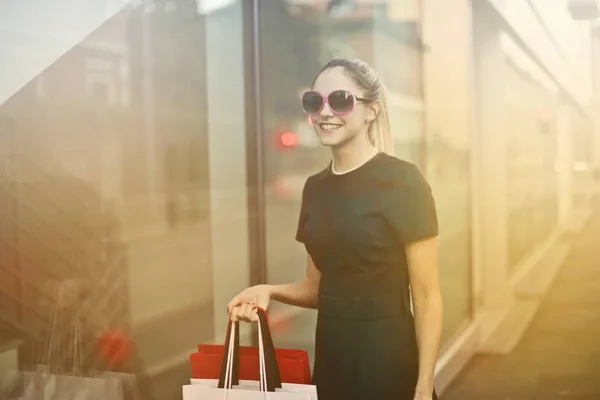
[
  {"xmin": 190, "ymin": 319, "xmax": 311, "ymax": 385},
  {"xmin": 191, "ymin": 345, "xmax": 311, "ymax": 384}
]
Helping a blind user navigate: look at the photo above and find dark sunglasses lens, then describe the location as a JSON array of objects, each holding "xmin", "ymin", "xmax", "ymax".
[
  {"xmin": 328, "ymin": 90, "xmax": 354, "ymax": 113},
  {"xmin": 302, "ymin": 92, "xmax": 323, "ymax": 114}
]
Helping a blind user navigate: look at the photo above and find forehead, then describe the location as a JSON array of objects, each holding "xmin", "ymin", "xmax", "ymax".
[{"xmin": 313, "ymin": 67, "xmax": 362, "ymax": 95}]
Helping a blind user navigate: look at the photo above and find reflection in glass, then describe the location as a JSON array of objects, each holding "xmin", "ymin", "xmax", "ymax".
[
  {"xmin": 504, "ymin": 60, "xmax": 559, "ymax": 271},
  {"xmin": 0, "ymin": 2, "xmax": 244, "ymax": 399},
  {"xmin": 259, "ymin": 1, "xmax": 426, "ymax": 359},
  {"xmin": 570, "ymin": 109, "xmax": 593, "ymax": 209},
  {"xmin": 426, "ymin": 131, "xmax": 472, "ymax": 343}
]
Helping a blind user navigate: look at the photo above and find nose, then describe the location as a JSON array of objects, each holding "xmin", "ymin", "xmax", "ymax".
[{"xmin": 319, "ymin": 101, "xmax": 334, "ymax": 117}]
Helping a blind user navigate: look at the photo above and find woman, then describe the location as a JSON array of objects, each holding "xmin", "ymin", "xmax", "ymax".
[{"xmin": 228, "ymin": 58, "xmax": 443, "ymax": 400}]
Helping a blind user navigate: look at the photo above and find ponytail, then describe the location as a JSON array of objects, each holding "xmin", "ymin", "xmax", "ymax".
[{"xmin": 368, "ymin": 87, "xmax": 394, "ymax": 155}]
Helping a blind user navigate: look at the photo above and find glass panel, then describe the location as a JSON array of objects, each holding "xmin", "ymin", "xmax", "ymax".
[
  {"xmin": 0, "ymin": 1, "xmax": 248, "ymax": 399},
  {"xmin": 427, "ymin": 144, "xmax": 472, "ymax": 343},
  {"xmin": 421, "ymin": 0, "xmax": 473, "ymax": 343},
  {"xmin": 504, "ymin": 60, "xmax": 559, "ymax": 271},
  {"xmin": 570, "ymin": 109, "xmax": 593, "ymax": 209},
  {"xmin": 259, "ymin": 0, "xmax": 425, "ymax": 359}
]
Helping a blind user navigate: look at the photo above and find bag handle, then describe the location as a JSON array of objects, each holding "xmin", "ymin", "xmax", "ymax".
[
  {"xmin": 218, "ymin": 320, "xmax": 240, "ymax": 388},
  {"xmin": 257, "ymin": 312, "xmax": 268, "ymax": 392},
  {"xmin": 217, "ymin": 308, "xmax": 282, "ymax": 392},
  {"xmin": 256, "ymin": 308, "xmax": 282, "ymax": 391},
  {"xmin": 256, "ymin": 308, "xmax": 282, "ymax": 390},
  {"xmin": 223, "ymin": 321, "xmax": 237, "ymax": 390}
]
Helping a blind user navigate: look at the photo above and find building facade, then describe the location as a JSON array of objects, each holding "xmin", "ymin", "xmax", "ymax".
[{"xmin": 0, "ymin": 0, "xmax": 595, "ymax": 398}]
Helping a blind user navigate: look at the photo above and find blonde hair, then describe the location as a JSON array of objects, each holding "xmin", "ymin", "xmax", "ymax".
[{"xmin": 313, "ymin": 58, "xmax": 394, "ymax": 155}]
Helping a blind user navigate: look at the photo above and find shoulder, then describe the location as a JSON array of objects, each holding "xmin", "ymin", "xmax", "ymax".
[
  {"xmin": 370, "ymin": 153, "xmax": 429, "ymax": 189},
  {"xmin": 306, "ymin": 165, "xmax": 330, "ymax": 183},
  {"xmin": 301, "ymin": 165, "xmax": 330, "ymax": 196}
]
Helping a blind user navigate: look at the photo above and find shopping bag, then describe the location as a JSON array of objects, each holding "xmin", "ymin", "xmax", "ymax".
[
  {"xmin": 189, "ymin": 379, "xmax": 317, "ymax": 400},
  {"xmin": 183, "ymin": 383, "xmax": 316, "ymax": 400},
  {"xmin": 22, "ymin": 370, "xmax": 123, "ymax": 400},
  {"xmin": 18, "ymin": 291, "xmax": 129, "ymax": 400},
  {"xmin": 192, "ymin": 346, "xmax": 311, "ymax": 384},
  {"xmin": 91, "ymin": 370, "xmax": 141, "ymax": 400},
  {"xmin": 192, "ymin": 319, "xmax": 311, "ymax": 384},
  {"xmin": 183, "ymin": 309, "xmax": 316, "ymax": 399}
]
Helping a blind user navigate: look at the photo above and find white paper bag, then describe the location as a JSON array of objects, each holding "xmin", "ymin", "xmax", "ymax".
[
  {"xmin": 183, "ymin": 310, "xmax": 317, "ymax": 400},
  {"xmin": 91, "ymin": 370, "xmax": 141, "ymax": 400},
  {"xmin": 183, "ymin": 383, "xmax": 313, "ymax": 400},
  {"xmin": 188, "ymin": 379, "xmax": 317, "ymax": 400},
  {"xmin": 23, "ymin": 371, "xmax": 124, "ymax": 400}
]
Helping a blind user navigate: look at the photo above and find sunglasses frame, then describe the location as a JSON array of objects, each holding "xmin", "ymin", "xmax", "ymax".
[{"xmin": 301, "ymin": 90, "xmax": 369, "ymax": 116}]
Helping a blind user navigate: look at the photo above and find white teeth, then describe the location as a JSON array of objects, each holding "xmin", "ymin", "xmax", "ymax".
[{"xmin": 321, "ymin": 124, "xmax": 341, "ymax": 130}]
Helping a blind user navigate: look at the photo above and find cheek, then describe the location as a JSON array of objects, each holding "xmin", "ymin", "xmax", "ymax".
[{"xmin": 343, "ymin": 111, "xmax": 368, "ymax": 131}]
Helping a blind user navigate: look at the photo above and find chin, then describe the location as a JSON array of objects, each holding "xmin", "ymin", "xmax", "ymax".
[
  {"xmin": 317, "ymin": 135, "xmax": 340, "ymax": 147},
  {"xmin": 315, "ymin": 128, "xmax": 346, "ymax": 147}
]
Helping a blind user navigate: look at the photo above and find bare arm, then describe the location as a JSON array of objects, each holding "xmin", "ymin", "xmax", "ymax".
[
  {"xmin": 406, "ymin": 236, "xmax": 443, "ymax": 397},
  {"xmin": 227, "ymin": 253, "xmax": 320, "ymax": 322},
  {"xmin": 269, "ymin": 253, "xmax": 321, "ymax": 309}
]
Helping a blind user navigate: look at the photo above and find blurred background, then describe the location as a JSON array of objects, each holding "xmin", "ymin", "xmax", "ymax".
[{"xmin": 0, "ymin": 0, "xmax": 599, "ymax": 399}]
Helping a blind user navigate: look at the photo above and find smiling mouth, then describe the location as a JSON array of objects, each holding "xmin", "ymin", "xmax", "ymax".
[{"xmin": 319, "ymin": 123, "xmax": 343, "ymax": 131}]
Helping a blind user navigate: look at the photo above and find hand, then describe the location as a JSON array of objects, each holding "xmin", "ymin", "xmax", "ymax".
[
  {"xmin": 227, "ymin": 284, "xmax": 272, "ymax": 322},
  {"xmin": 413, "ymin": 394, "xmax": 433, "ymax": 400},
  {"xmin": 413, "ymin": 386, "xmax": 434, "ymax": 400}
]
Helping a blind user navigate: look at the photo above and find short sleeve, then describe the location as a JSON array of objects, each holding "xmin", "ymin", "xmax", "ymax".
[
  {"xmin": 295, "ymin": 177, "xmax": 311, "ymax": 243},
  {"xmin": 387, "ymin": 164, "xmax": 439, "ymax": 244}
]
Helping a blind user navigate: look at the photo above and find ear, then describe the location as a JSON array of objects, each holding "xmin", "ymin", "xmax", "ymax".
[{"xmin": 366, "ymin": 100, "xmax": 381, "ymax": 123}]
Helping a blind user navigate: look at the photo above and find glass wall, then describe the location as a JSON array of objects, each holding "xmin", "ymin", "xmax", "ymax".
[
  {"xmin": 258, "ymin": 0, "xmax": 425, "ymax": 358},
  {"xmin": 504, "ymin": 58, "xmax": 559, "ymax": 271},
  {"xmin": 570, "ymin": 107, "xmax": 594, "ymax": 209},
  {"xmin": 0, "ymin": 1, "xmax": 248, "ymax": 399},
  {"xmin": 421, "ymin": 0, "xmax": 473, "ymax": 344},
  {"xmin": 0, "ymin": 1, "xmax": 485, "ymax": 398},
  {"xmin": 429, "ymin": 148, "xmax": 472, "ymax": 344}
]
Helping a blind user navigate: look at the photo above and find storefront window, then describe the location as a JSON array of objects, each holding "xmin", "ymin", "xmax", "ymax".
[
  {"xmin": 421, "ymin": 1, "xmax": 473, "ymax": 343},
  {"xmin": 259, "ymin": 0, "xmax": 425, "ymax": 358},
  {"xmin": 570, "ymin": 109, "xmax": 593, "ymax": 209},
  {"xmin": 504, "ymin": 59, "xmax": 559, "ymax": 271},
  {"xmin": 0, "ymin": 1, "xmax": 247, "ymax": 399},
  {"xmin": 425, "ymin": 138, "xmax": 472, "ymax": 344}
]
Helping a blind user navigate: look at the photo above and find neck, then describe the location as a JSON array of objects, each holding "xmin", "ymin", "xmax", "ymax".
[{"xmin": 331, "ymin": 134, "xmax": 378, "ymax": 174}]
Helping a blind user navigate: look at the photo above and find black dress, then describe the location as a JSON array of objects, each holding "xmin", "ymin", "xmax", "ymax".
[{"xmin": 296, "ymin": 153, "xmax": 439, "ymax": 400}]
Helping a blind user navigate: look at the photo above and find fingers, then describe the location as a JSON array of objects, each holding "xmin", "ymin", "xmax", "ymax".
[
  {"xmin": 238, "ymin": 302, "xmax": 256, "ymax": 322},
  {"xmin": 250, "ymin": 308, "xmax": 259, "ymax": 322},
  {"xmin": 229, "ymin": 301, "xmax": 257, "ymax": 322},
  {"xmin": 234, "ymin": 303, "xmax": 247, "ymax": 322}
]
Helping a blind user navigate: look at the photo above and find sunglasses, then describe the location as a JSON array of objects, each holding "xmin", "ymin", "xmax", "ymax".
[{"xmin": 301, "ymin": 90, "xmax": 368, "ymax": 116}]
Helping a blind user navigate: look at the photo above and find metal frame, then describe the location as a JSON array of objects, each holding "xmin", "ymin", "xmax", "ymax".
[
  {"xmin": 243, "ymin": 0, "xmax": 267, "ymax": 288},
  {"xmin": 467, "ymin": 0, "xmax": 483, "ymax": 320},
  {"xmin": 242, "ymin": 0, "xmax": 266, "ymax": 346}
]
